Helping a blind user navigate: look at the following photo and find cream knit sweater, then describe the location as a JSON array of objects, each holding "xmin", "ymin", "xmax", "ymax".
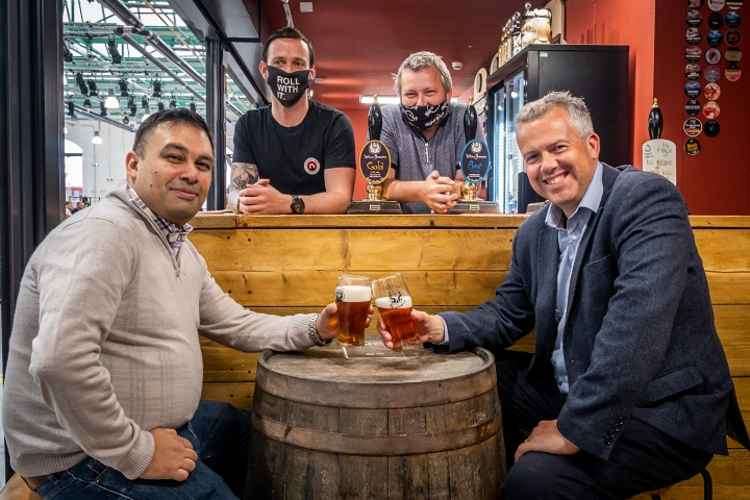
[{"xmin": 3, "ymin": 188, "xmax": 316, "ymax": 479}]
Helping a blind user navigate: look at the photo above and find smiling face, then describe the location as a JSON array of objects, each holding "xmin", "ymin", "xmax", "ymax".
[
  {"xmin": 126, "ymin": 122, "xmax": 214, "ymax": 225},
  {"xmin": 516, "ymin": 106, "xmax": 600, "ymax": 217},
  {"xmin": 399, "ymin": 66, "xmax": 450, "ymax": 107}
]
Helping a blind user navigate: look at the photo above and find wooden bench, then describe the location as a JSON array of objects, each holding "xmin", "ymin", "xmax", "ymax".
[{"xmin": 191, "ymin": 213, "xmax": 750, "ymax": 500}]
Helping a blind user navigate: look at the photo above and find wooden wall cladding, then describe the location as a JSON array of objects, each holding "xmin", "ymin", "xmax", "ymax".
[{"xmin": 192, "ymin": 214, "xmax": 750, "ymax": 499}]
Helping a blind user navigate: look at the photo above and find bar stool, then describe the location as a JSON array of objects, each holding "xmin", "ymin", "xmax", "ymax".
[{"xmin": 642, "ymin": 468, "xmax": 712, "ymax": 500}]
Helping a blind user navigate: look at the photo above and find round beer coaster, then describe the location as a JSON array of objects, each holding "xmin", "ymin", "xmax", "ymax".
[
  {"xmin": 686, "ymin": 27, "xmax": 702, "ymax": 44},
  {"xmin": 688, "ymin": 0, "xmax": 702, "ymax": 7},
  {"xmin": 685, "ymin": 138, "xmax": 702, "ymax": 156},
  {"xmin": 683, "ymin": 117, "xmax": 703, "ymax": 137},
  {"xmin": 708, "ymin": 0, "xmax": 726, "ymax": 11},
  {"xmin": 709, "ymin": 11, "xmax": 723, "ymax": 28},
  {"xmin": 685, "ymin": 98, "xmax": 702, "ymax": 116},
  {"xmin": 704, "ymin": 119, "xmax": 721, "ymax": 137},
  {"xmin": 725, "ymin": 63, "xmax": 742, "ymax": 81},
  {"xmin": 725, "ymin": 10, "xmax": 741, "ymax": 27},
  {"xmin": 727, "ymin": 0, "xmax": 744, "ymax": 9},
  {"xmin": 686, "ymin": 46, "xmax": 703, "ymax": 61},
  {"xmin": 726, "ymin": 30, "xmax": 742, "ymax": 46},
  {"xmin": 725, "ymin": 48, "xmax": 743, "ymax": 62},
  {"xmin": 688, "ymin": 9, "xmax": 703, "ymax": 26},
  {"xmin": 685, "ymin": 62, "xmax": 702, "ymax": 75},
  {"xmin": 702, "ymin": 100, "xmax": 721, "ymax": 119},
  {"xmin": 707, "ymin": 29, "xmax": 724, "ymax": 46},
  {"xmin": 704, "ymin": 81, "xmax": 722, "ymax": 99},
  {"xmin": 704, "ymin": 65, "xmax": 722, "ymax": 82},
  {"xmin": 685, "ymin": 80, "xmax": 703, "ymax": 97},
  {"xmin": 706, "ymin": 47, "xmax": 722, "ymax": 64}
]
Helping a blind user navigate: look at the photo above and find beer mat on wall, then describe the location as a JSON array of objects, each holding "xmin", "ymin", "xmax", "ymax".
[{"xmin": 685, "ymin": 138, "xmax": 702, "ymax": 156}]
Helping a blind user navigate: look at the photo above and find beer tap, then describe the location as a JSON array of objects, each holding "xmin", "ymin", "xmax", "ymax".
[
  {"xmin": 368, "ymin": 101, "xmax": 383, "ymax": 141},
  {"xmin": 648, "ymin": 98, "xmax": 663, "ymax": 140},
  {"xmin": 464, "ymin": 103, "xmax": 478, "ymax": 144}
]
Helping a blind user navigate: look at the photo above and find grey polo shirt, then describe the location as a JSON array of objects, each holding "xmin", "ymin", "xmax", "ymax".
[{"xmin": 378, "ymin": 103, "xmax": 482, "ymax": 213}]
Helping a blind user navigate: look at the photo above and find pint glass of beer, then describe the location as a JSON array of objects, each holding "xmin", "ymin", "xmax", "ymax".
[
  {"xmin": 335, "ymin": 275, "xmax": 372, "ymax": 346},
  {"xmin": 372, "ymin": 274, "xmax": 417, "ymax": 351}
]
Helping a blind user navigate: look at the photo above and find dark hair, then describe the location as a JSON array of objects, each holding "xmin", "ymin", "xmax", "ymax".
[
  {"xmin": 262, "ymin": 27, "xmax": 315, "ymax": 67},
  {"xmin": 132, "ymin": 108, "xmax": 213, "ymax": 156}
]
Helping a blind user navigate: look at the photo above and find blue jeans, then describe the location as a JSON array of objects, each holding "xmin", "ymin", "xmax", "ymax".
[{"xmin": 36, "ymin": 401, "xmax": 251, "ymax": 500}]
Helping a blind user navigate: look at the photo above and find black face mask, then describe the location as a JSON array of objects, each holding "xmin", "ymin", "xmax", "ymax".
[
  {"xmin": 400, "ymin": 100, "xmax": 451, "ymax": 134},
  {"xmin": 266, "ymin": 66, "xmax": 310, "ymax": 107}
]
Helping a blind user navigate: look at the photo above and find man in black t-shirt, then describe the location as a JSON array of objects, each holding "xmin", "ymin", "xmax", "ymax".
[{"xmin": 228, "ymin": 27, "xmax": 355, "ymax": 214}]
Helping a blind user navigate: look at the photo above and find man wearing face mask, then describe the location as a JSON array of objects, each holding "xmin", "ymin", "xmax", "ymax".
[
  {"xmin": 378, "ymin": 51, "xmax": 483, "ymax": 213},
  {"xmin": 228, "ymin": 27, "xmax": 355, "ymax": 214}
]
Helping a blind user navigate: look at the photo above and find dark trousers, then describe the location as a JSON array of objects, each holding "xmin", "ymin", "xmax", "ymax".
[
  {"xmin": 35, "ymin": 401, "xmax": 251, "ymax": 500},
  {"xmin": 497, "ymin": 351, "xmax": 713, "ymax": 500}
]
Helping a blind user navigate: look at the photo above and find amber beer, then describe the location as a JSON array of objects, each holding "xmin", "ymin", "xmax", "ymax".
[
  {"xmin": 375, "ymin": 295, "xmax": 416, "ymax": 351},
  {"xmin": 335, "ymin": 284, "xmax": 372, "ymax": 346}
]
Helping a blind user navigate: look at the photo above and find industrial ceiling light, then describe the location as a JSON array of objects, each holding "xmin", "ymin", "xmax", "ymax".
[
  {"xmin": 169, "ymin": 97, "xmax": 177, "ymax": 109},
  {"xmin": 189, "ymin": 101, "xmax": 197, "ymax": 113},
  {"xmin": 87, "ymin": 80, "xmax": 98, "ymax": 96},
  {"xmin": 99, "ymin": 101, "xmax": 108, "ymax": 117},
  {"xmin": 123, "ymin": 115, "xmax": 130, "ymax": 125},
  {"xmin": 91, "ymin": 130, "xmax": 103, "ymax": 145},
  {"xmin": 152, "ymin": 80, "xmax": 162, "ymax": 98},
  {"xmin": 157, "ymin": 101, "xmax": 165, "ymax": 112},
  {"xmin": 106, "ymin": 36, "xmax": 122, "ymax": 64},
  {"xmin": 104, "ymin": 88, "xmax": 120, "ymax": 109},
  {"xmin": 118, "ymin": 78, "xmax": 129, "ymax": 97},
  {"xmin": 67, "ymin": 101, "xmax": 76, "ymax": 118},
  {"xmin": 141, "ymin": 96, "xmax": 150, "ymax": 112},
  {"xmin": 83, "ymin": 97, "xmax": 92, "ymax": 108},
  {"xmin": 76, "ymin": 72, "xmax": 89, "ymax": 96}
]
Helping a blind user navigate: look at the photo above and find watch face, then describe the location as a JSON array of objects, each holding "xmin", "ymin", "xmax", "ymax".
[{"xmin": 291, "ymin": 196, "xmax": 305, "ymax": 214}]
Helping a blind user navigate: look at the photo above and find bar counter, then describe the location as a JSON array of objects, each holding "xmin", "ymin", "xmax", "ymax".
[{"xmin": 189, "ymin": 213, "xmax": 750, "ymax": 498}]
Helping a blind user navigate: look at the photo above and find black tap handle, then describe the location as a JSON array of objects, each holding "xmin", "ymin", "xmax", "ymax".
[
  {"xmin": 368, "ymin": 103, "xmax": 383, "ymax": 141},
  {"xmin": 648, "ymin": 98, "xmax": 663, "ymax": 140},
  {"xmin": 464, "ymin": 105, "xmax": 478, "ymax": 143}
]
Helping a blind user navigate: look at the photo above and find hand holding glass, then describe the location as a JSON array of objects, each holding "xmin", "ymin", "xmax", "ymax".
[
  {"xmin": 335, "ymin": 275, "xmax": 372, "ymax": 346},
  {"xmin": 372, "ymin": 274, "xmax": 417, "ymax": 351}
]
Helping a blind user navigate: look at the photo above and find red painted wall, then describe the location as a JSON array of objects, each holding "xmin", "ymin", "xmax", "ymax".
[
  {"xmin": 566, "ymin": 0, "xmax": 749, "ymax": 214},
  {"xmin": 654, "ymin": 0, "xmax": 749, "ymax": 214},
  {"xmin": 566, "ymin": 0, "xmax": 655, "ymax": 169}
]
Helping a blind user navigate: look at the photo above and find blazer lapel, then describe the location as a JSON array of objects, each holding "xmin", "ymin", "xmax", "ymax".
[
  {"xmin": 563, "ymin": 164, "xmax": 620, "ymax": 321},
  {"xmin": 534, "ymin": 221, "xmax": 560, "ymax": 358}
]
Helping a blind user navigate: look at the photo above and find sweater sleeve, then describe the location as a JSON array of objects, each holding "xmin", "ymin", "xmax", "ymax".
[
  {"xmin": 195, "ymin": 251, "xmax": 316, "ymax": 352},
  {"xmin": 29, "ymin": 217, "xmax": 154, "ymax": 479}
]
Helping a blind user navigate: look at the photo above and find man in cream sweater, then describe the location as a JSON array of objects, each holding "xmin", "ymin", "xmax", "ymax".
[{"xmin": 3, "ymin": 108, "xmax": 345, "ymax": 499}]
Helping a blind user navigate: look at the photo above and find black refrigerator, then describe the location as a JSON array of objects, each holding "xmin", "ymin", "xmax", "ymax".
[{"xmin": 486, "ymin": 44, "xmax": 630, "ymax": 213}]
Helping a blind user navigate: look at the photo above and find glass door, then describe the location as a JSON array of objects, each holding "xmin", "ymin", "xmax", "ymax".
[{"xmin": 503, "ymin": 72, "xmax": 525, "ymax": 213}]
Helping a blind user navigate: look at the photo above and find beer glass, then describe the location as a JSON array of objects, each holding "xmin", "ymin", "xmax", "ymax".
[
  {"xmin": 372, "ymin": 273, "xmax": 417, "ymax": 351},
  {"xmin": 335, "ymin": 275, "xmax": 372, "ymax": 346}
]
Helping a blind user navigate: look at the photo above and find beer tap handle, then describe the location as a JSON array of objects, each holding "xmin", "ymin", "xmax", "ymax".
[
  {"xmin": 464, "ymin": 104, "xmax": 478, "ymax": 143},
  {"xmin": 368, "ymin": 103, "xmax": 383, "ymax": 141},
  {"xmin": 648, "ymin": 98, "xmax": 663, "ymax": 140}
]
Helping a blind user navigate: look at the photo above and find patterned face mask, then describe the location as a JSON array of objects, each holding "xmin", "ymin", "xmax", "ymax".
[
  {"xmin": 266, "ymin": 66, "xmax": 310, "ymax": 107},
  {"xmin": 399, "ymin": 100, "xmax": 450, "ymax": 134}
]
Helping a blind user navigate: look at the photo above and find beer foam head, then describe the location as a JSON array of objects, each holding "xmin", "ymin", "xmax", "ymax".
[
  {"xmin": 336, "ymin": 285, "xmax": 372, "ymax": 302},
  {"xmin": 374, "ymin": 295, "xmax": 413, "ymax": 309}
]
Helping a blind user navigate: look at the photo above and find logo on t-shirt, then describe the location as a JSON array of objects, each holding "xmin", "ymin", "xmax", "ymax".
[{"xmin": 303, "ymin": 157, "xmax": 321, "ymax": 175}]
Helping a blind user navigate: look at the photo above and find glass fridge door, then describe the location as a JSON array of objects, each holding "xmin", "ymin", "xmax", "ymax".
[
  {"xmin": 491, "ymin": 85, "xmax": 507, "ymax": 210},
  {"xmin": 503, "ymin": 72, "xmax": 525, "ymax": 213}
]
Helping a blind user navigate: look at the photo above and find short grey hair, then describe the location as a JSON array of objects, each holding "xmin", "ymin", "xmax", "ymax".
[
  {"xmin": 395, "ymin": 51, "xmax": 453, "ymax": 95},
  {"xmin": 516, "ymin": 91, "xmax": 594, "ymax": 138}
]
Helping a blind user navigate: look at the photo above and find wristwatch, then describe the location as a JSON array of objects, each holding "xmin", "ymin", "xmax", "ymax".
[{"xmin": 290, "ymin": 195, "xmax": 305, "ymax": 214}]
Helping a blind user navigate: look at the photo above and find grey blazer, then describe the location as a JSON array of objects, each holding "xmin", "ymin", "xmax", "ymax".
[{"xmin": 441, "ymin": 164, "xmax": 747, "ymax": 460}]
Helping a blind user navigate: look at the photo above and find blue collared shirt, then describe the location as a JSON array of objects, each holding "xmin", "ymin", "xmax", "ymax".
[{"xmin": 546, "ymin": 162, "xmax": 604, "ymax": 393}]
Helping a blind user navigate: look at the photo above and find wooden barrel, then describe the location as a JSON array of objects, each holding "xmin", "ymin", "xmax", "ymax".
[{"xmin": 248, "ymin": 346, "xmax": 505, "ymax": 499}]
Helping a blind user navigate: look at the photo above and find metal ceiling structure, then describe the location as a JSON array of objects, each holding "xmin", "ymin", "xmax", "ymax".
[{"xmin": 62, "ymin": 0, "xmax": 256, "ymax": 130}]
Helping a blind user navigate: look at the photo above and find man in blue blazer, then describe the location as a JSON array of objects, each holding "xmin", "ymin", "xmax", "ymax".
[{"xmin": 378, "ymin": 91, "xmax": 748, "ymax": 498}]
